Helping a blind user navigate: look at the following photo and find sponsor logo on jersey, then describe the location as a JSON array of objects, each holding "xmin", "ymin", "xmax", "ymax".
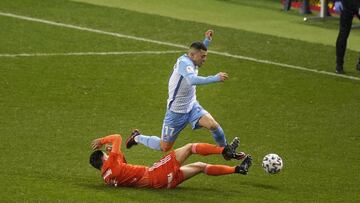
[{"xmin": 149, "ymin": 154, "xmax": 172, "ymax": 171}]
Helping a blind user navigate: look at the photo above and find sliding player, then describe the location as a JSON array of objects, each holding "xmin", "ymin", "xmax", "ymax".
[{"xmin": 90, "ymin": 134, "xmax": 252, "ymax": 189}]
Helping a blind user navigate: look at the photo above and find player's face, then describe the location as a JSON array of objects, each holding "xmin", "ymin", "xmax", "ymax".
[
  {"xmin": 192, "ymin": 50, "xmax": 207, "ymax": 67},
  {"xmin": 102, "ymin": 153, "xmax": 109, "ymax": 161},
  {"xmin": 105, "ymin": 144, "xmax": 112, "ymax": 154}
]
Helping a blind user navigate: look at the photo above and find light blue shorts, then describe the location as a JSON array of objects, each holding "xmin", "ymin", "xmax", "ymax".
[{"xmin": 161, "ymin": 101, "xmax": 209, "ymax": 143}]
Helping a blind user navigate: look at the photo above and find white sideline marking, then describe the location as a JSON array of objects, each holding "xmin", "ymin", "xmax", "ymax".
[
  {"xmin": 0, "ymin": 11, "xmax": 359, "ymax": 81},
  {"xmin": 209, "ymin": 50, "xmax": 360, "ymax": 81},
  {"xmin": 0, "ymin": 50, "xmax": 183, "ymax": 57}
]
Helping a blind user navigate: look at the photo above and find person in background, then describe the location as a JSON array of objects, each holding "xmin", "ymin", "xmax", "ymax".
[
  {"xmin": 334, "ymin": 0, "xmax": 360, "ymax": 74},
  {"xmin": 283, "ymin": 0, "xmax": 312, "ymax": 14}
]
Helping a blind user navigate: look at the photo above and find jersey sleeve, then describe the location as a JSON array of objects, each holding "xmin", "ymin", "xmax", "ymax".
[
  {"xmin": 185, "ymin": 74, "xmax": 220, "ymax": 85},
  {"xmin": 100, "ymin": 134, "xmax": 122, "ymax": 154},
  {"xmin": 177, "ymin": 60, "xmax": 195, "ymax": 77},
  {"xmin": 203, "ymin": 37, "xmax": 211, "ymax": 48},
  {"xmin": 107, "ymin": 152, "xmax": 118, "ymax": 167},
  {"xmin": 177, "ymin": 61, "xmax": 220, "ymax": 86}
]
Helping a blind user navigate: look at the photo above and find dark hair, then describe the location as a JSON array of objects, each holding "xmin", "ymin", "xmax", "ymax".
[
  {"xmin": 190, "ymin": 41, "xmax": 207, "ymax": 51},
  {"xmin": 89, "ymin": 150, "xmax": 104, "ymax": 170}
]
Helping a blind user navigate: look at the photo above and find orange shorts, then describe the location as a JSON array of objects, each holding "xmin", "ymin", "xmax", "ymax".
[{"xmin": 147, "ymin": 151, "xmax": 184, "ymax": 189}]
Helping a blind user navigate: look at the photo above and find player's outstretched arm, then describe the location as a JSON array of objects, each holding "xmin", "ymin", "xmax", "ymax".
[
  {"xmin": 91, "ymin": 134, "xmax": 122, "ymax": 154},
  {"xmin": 203, "ymin": 29, "xmax": 213, "ymax": 48},
  {"xmin": 185, "ymin": 72, "xmax": 228, "ymax": 85},
  {"xmin": 178, "ymin": 61, "xmax": 228, "ymax": 85}
]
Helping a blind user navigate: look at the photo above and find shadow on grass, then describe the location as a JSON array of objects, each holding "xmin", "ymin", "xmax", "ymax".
[
  {"xmin": 77, "ymin": 178, "xmax": 281, "ymax": 193},
  {"xmin": 28, "ymin": 169, "xmax": 281, "ymax": 193},
  {"xmin": 239, "ymin": 180, "xmax": 281, "ymax": 191},
  {"xmin": 19, "ymin": 168, "xmax": 280, "ymax": 202},
  {"xmin": 76, "ymin": 182, "xmax": 248, "ymax": 202}
]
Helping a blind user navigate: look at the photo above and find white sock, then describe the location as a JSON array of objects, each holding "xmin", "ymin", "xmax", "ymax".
[{"xmin": 134, "ymin": 136, "xmax": 139, "ymax": 143}]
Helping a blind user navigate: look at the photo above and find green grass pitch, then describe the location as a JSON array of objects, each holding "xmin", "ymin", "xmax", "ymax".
[{"xmin": 0, "ymin": 0, "xmax": 360, "ymax": 202}]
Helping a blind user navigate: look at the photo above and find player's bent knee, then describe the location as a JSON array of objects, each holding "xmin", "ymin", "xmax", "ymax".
[
  {"xmin": 193, "ymin": 162, "xmax": 207, "ymax": 170},
  {"xmin": 185, "ymin": 143, "xmax": 194, "ymax": 150},
  {"xmin": 201, "ymin": 115, "xmax": 219, "ymax": 130},
  {"xmin": 209, "ymin": 120, "xmax": 220, "ymax": 130},
  {"xmin": 185, "ymin": 143, "xmax": 196, "ymax": 154}
]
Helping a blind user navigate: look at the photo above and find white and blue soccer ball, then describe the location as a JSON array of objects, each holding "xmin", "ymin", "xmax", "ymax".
[{"xmin": 262, "ymin": 153, "xmax": 283, "ymax": 174}]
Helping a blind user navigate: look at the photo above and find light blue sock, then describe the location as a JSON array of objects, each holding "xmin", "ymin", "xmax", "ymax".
[
  {"xmin": 211, "ymin": 126, "xmax": 227, "ymax": 147},
  {"xmin": 137, "ymin": 135, "xmax": 161, "ymax": 151}
]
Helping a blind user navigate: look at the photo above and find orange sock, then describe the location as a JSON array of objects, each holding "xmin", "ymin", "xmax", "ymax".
[
  {"xmin": 204, "ymin": 164, "xmax": 235, "ymax": 176},
  {"xmin": 191, "ymin": 143, "xmax": 224, "ymax": 155}
]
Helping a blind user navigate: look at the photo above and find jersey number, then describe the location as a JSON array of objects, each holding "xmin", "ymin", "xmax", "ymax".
[{"xmin": 163, "ymin": 126, "xmax": 175, "ymax": 136}]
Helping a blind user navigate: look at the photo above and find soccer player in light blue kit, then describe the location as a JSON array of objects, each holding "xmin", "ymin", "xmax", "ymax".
[{"xmin": 126, "ymin": 30, "xmax": 244, "ymax": 160}]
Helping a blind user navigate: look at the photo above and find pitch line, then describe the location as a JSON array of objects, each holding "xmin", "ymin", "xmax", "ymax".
[
  {"xmin": 209, "ymin": 50, "xmax": 360, "ymax": 81},
  {"xmin": 0, "ymin": 11, "xmax": 359, "ymax": 81},
  {"xmin": 0, "ymin": 50, "xmax": 183, "ymax": 58}
]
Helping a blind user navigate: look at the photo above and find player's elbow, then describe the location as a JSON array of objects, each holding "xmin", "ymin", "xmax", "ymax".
[
  {"xmin": 110, "ymin": 134, "xmax": 122, "ymax": 142},
  {"xmin": 193, "ymin": 162, "xmax": 207, "ymax": 171}
]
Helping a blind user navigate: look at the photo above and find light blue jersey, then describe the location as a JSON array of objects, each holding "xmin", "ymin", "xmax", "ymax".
[
  {"xmin": 167, "ymin": 38, "xmax": 219, "ymax": 113},
  {"xmin": 167, "ymin": 54, "xmax": 197, "ymax": 113}
]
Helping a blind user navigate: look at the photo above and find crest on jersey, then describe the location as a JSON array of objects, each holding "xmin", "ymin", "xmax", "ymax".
[{"xmin": 186, "ymin": 66, "xmax": 194, "ymax": 73}]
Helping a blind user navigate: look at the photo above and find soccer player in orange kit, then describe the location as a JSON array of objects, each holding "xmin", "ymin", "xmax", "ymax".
[{"xmin": 89, "ymin": 134, "xmax": 252, "ymax": 189}]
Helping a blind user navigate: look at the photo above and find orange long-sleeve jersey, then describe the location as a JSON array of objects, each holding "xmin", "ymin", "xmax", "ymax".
[{"xmin": 100, "ymin": 134, "xmax": 150, "ymax": 187}]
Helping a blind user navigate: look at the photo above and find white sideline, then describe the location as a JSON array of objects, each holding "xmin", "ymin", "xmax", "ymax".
[
  {"xmin": 0, "ymin": 50, "xmax": 183, "ymax": 57},
  {"xmin": 0, "ymin": 11, "xmax": 359, "ymax": 81}
]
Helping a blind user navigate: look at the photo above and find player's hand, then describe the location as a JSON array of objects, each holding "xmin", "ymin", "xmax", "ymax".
[
  {"xmin": 205, "ymin": 29, "xmax": 214, "ymax": 40},
  {"xmin": 217, "ymin": 72, "xmax": 228, "ymax": 82},
  {"xmin": 91, "ymin": 138, "xmax": 103, "ymax": 150}
]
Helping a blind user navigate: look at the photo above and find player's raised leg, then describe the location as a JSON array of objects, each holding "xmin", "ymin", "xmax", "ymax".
[
  {"xmin": 126, "ymin": 120, "xmax": 186, "ymax": 152},
  {"xmin": 188, "ymin": 102, "xmax": 242, "ymax": 160},
  {"xmin": 125, "ymin": 129, "xmax": 179, "ymax": 152},
  {"xmin": 126, "ymin": 129, "xmax": 161, "ymax": 150},
  {"xmin": 173, "ymin": 142, "xmax": 252, "ymax": 181},
  {"xmin": 174, "ymin": 142, "xmax": 246, "ymax": 165},
  {"xmin": 198, "ymin": 113, "xmax": 227, "ymax": 147},
  {"xmin": 126, "ymin": 109, "xmax": 188, "ymax": 151},
  {"xmin": 174, "ymin": 143, "xmax": 222, "ymax": 164},
  {"xmin": 188, "ymin": 102, "xmax": 229, "ymax": 148},
  {"xmin": 179, "ymin": 157, "xmax": 253, "ymax": 181}
]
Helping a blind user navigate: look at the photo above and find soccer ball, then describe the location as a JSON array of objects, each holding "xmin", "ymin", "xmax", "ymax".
[{"xmin": 262, "ymin": 153, "xmax": 283, "ymax": 174}]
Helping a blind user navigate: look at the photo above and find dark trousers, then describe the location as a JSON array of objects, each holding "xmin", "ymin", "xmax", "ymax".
[
  {"xmin": 284, "ymin": 0, "xmax": 292, "ymax": 11},
  {"xmin": 336, "ymin": 1, "xmax": 360, "ymax": 67},
  {"xmin": 283, "ymin": 0, "xmax": 311, "ymax": 13}
]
